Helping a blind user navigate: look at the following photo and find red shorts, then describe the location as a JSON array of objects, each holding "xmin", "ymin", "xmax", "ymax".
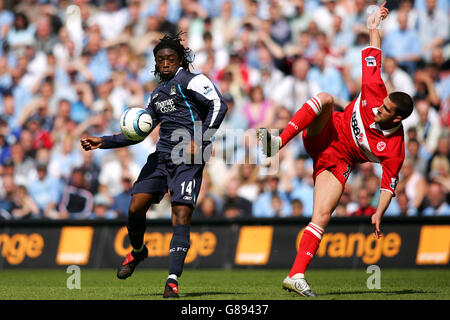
[{"xmin": 302, "ymin": 112, "xmax": 353, "ymax": 188}]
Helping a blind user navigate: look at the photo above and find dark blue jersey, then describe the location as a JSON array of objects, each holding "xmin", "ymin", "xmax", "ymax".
[{"xmin": 100, "ymin": 68, "xmax": 228, "ymax": 158}]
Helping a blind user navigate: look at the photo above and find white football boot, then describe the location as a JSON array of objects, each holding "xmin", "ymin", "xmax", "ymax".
[
  {"xmin": 282, "ymin": 275, "xmax": 318, "ymax": 297},
  {"xmin": 256, "ymin": 128, "xmax": 282, "ymax": 157}
]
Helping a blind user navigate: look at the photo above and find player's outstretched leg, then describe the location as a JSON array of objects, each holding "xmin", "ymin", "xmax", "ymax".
[
  {"xmin": 283, "ymin": 170, "xmax": 343, "ymax": 297},
  {"xmin": 163, "ymin": 206, "xmax": 192, "ymax": 298},
  {"xmin": 117, "ymin": 193, "xmax": 153, "ymax": 279}
]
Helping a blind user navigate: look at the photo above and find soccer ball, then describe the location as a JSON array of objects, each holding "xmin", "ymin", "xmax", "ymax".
[{"xmin": 120, "ymin": 107, "xmax": 153, "ymax": 141}]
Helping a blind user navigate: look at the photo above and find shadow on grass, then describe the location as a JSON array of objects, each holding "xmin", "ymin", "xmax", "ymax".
[
  {"xmin": 131, "ymin": 291, "xmax": 245, "ymax": 298},
  {"xmin": 322, "ymin": 289, "xmax": 434, "ymax": 296}
]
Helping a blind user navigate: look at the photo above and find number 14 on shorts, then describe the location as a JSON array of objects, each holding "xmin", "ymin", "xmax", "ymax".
[{"xmin": 180, "ymin": 180, "xmax": 195, "ymax": 200}]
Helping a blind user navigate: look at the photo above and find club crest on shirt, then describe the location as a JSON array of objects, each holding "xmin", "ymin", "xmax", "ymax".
[
  {"xmin": 365, "ymin": 56, "xmax": 376, "ymax": 67},
  {"xmin": 377, "ymin": 141, "xmax": 386, "ymax": 151},
  {"xmin": 170, "ymin": 85, "xmax": 177, "ymax": 95}
]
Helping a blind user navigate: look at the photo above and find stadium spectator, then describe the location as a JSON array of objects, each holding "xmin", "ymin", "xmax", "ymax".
[
  {"xmin": 334, "ymin": 185, "xmax": 358, "ymax": 217},
  {"xmin": 0, "ymin": 172, "xmax": 15, "ymax": 219},
  {"xmin": 5, "ymin": 11, "xmax": 35, "ymax": 52},
  {"xmin": 383, "ymin": 0, "xmax": 418, "ymax": 34},
  {"xmin": 307, "ymin": 48, "xmax": 349, "ymax": 105},
  {"xmin": 421, "ymin": 181, "xmax": 450, "ymax": 216},
  {"xmin": 98, "ymin": 147, "xmax": 140, "ymax": 197},
  {"xmin": 289, "ymin": 0, "xmax": 313, "ymax": 37},
  {"xmin": 195, "ymin": 195, "xmax": 221, "ymax": 219},
  {"xmin": 426, "ymin": 135, "xmax": 450, "ymax": 186},
  {"xmin": 382, "ymin": 9, "xmax": 422, "ymax": 74},
  {"xmin": 58, "ymin": 167, "xmax": 94, "ymax": 219},
  {"xmin": 400, "ymin": 157, "xmax": 428, "ymax": 211},
  {"xmin": 34, "ymin": 15, "xmax": 58, "ymax": 55},
  {"xmin": 9, "ymin": 184, "xmax": 40, "ymax": 219},
  {"xmin": 385, "ymin": 191, "xmax": 418, "ymax": 216},
  {"xmin": 313, "ymin": 0, "xmax": 337, "ymax": 37},
  {"xmin": 406, "ymin": 138, "xmax": 428, "ymax": 176},
  {"xmin": 211, "ymin": 1, "xmax": 241, "ymax": 49},
  {"xmin": 8, "ymin": 142, "xmax": 37, "ymax": 186},
  {"xmin": 381, "ymin": 56, "xmax": 415, "ymax": 97},
  {"xmin": 349, "ymin": 188, "xmax": 377, "ymax": 217},
  {"xmin": 253, "ymin": 175, "xmax": 291, "ymax": 218},
  {"xmin": 291, "ymin": 198, "xmax": 304, "ymax": 217},
  {"xmin": 234, "ymin": 162, "xmax": 260, "ymax": 203},
  {"xmin": 288, "ymin": 157, "xmax": 314, "ymax": 217},
  {"xmin": 242, "ymin": 84, "xmax": 275, "ymax": 129},
  {"xmin": 222, "ymin": 177, "xmax": 252, "ymax": 218},
  {"xmin": 27, "ymin": 160, "xmax": 61, "ymax": 219},
  {"xmin": 271, "ymin": 57, "xmax": 318, "ymax": 113},
  {"xmin": 89, "ymin": 192, "xmax": 117, "ymax": 219},
  {"xmin": 112, "ymin": 174, "xmax": 134, "ymax": 218},
  {"xmin": 416, "ymin": 0, "xmax": 449, "ymax": 62},
  {"xmin": 414, "ymin": 98, "xmax": 443, "ymax": 155},
  {"xmin": 48, "ymin": 134, "xmax": 83, "ymax": 183},
  {"xmin": 0, "ymin": 1, "xmax": 13, "ymax": 52},
  {"xmin": 88, "ymin": 0, "xmax": 129, "ymax": 42}
]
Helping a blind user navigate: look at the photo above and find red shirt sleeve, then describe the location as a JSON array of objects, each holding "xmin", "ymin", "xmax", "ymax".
[
  {"xmin": 361, "ymin": 47, "xmax": 387, "ymax": 107},
  {"xmin": 379, "ymin": 135, "xmax": 405, "ymax": 197}
]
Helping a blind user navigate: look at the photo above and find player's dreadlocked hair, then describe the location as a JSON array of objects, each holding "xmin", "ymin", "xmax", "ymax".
[{"xmin": 153, "ymin": 32, "xmax": 193, "ymax": 79}]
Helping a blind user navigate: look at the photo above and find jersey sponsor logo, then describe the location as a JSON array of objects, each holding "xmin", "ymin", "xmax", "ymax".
[
  {"xmin": 203, "ymin": 85, "xmax": 213, "ymax": 96},
  {"xmin": 390, "ymin": 178, "xmax": 398, "ymax": 190},
  {"xmin": 377, "ymin": 141, "xmax": 386, "ymax": 151},
  {"xmin": 350, "ymin": 95, "xmax": 380, "ymax": 163},
  {"xmin": 358, "ymin": 132, "xmax": 364, "ymax": 143},
  {"xmin": 342, "ymin": 164, "xmax": 352, "ymax": 180},
  {"xmin": 365, "ymin": 56, "xmax": 376, "ymax": 67},
  {"xmin": 288, "ymin": 121, "xmax": 299, "ymax": 131},
  {"xmin": 155, "ymin": 98, "xmax": 177, "ymax": 113}
]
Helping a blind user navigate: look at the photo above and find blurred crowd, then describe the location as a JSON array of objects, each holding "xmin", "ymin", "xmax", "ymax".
[{"xmin": 0, "ymin": 0, "xmax": 448, "ymax": 220}]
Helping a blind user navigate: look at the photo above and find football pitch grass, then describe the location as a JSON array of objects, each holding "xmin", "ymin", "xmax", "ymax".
[{"xmin": 0, "ymin": 268, "xmax": 449, "ymax": 300}]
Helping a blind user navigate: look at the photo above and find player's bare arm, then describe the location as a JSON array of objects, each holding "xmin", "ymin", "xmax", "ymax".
[
  {"xmin": 371, "ymin": 190, "xmax": 393, "ymax": 238},
  {"xmin": 80, "ymin": 136, "xmax": 103, "ymax": 151}
]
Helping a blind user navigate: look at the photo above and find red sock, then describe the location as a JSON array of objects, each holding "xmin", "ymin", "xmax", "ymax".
[
  {"xmin": 289, "ymin": 222, "xmax": 324, "ymax": 277},
  {"xmin": 280, "ymin": 96, "xmax": 322, "ymax": 147}
]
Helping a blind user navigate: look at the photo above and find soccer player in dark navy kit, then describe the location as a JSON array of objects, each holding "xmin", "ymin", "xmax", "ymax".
[{"xmin": 80, "ymin": 33, "xmax": 228, "ymax": 298}]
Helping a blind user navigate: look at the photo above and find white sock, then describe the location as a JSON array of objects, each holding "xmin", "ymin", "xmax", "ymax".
[
  {"xmin": 291, "ymin": 273, "xmax": 305, "ymax": 279},
  {"xmin": 168, "ymin": 274, "xmax": 178, "ymax": 282}
]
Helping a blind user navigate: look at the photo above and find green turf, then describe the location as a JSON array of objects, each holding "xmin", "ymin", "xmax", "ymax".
[{"xmin": 0, "ymin": 268, "xmax": 449, "ymax": 300}]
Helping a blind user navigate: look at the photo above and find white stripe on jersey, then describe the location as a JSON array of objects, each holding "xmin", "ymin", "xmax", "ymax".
[
  {"xmin": 350, "ymin": 94, "xmax": 380, "ymax": 163},
  {"xmin": 187, "ymin": 74, "xmax": 221, "ymax": 128}
]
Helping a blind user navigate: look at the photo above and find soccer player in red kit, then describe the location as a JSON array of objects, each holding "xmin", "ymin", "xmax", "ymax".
[{"xmin": 257, "ymin": 2, "xmax": 414, "ymax": 297}]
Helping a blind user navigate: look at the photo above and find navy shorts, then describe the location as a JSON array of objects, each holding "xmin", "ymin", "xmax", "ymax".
[{"xmin": 131, "ymin": 151, "xmax": 204, "ymax": 207}]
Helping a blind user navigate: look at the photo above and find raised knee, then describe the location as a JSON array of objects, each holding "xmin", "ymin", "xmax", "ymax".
[{"xmin": 316, "ymin": 92, "xmax": 334, "ymax": 109}]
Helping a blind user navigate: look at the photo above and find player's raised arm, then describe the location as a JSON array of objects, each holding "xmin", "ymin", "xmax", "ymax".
[{"xmin": 367, "ymin": 2, "xmax": 389, "ymax": 49}]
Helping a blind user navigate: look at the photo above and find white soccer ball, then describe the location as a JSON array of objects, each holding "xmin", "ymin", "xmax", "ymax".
[{"xmin": 120, "ymin": 107, "xmax": 153, "ymax": 141}]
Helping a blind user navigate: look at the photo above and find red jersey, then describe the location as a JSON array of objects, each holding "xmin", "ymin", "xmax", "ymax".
[
  {"xmin": 303, "ymin": 46, "xmax": 404, "ymax": 196},
  {"xmin": 335, "ymin": 46, "xmax": 405, "ymax": 196}
]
